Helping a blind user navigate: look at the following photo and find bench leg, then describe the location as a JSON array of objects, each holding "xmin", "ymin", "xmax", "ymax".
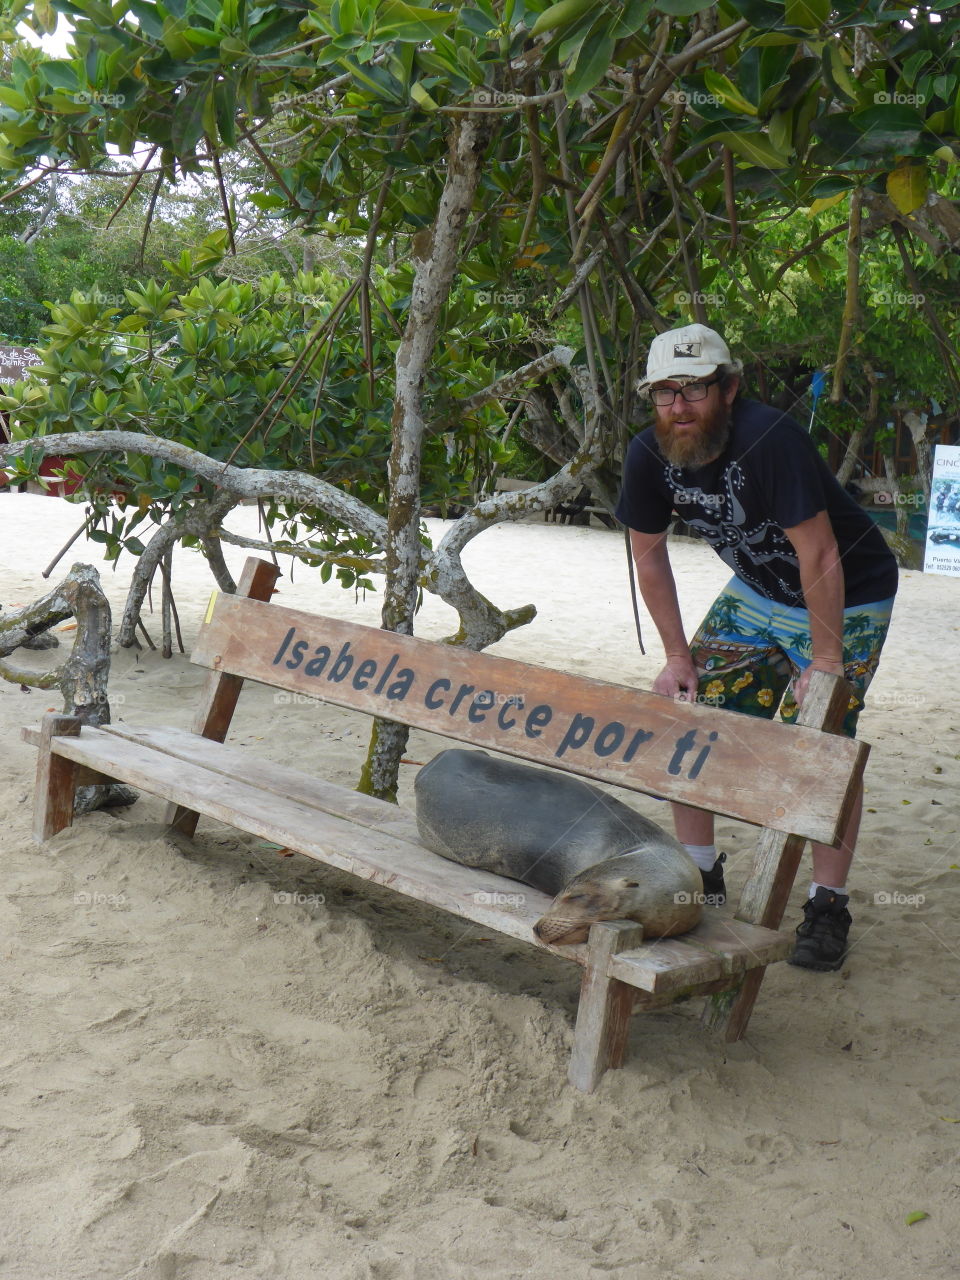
[
  {"xmin": 701, "ymin": 967, "xmax": 766, "ymax": 1041},
  {"xmin": 568, "ymin": 921, "xmax": 644, "ymax": 1093},
  {"xmin": 163, "ymin": 557, "xmax": 281, "ymax": 838},
  {"xmin": 33, "ymin": 713, "xmax": 82, "ymax": 843}
]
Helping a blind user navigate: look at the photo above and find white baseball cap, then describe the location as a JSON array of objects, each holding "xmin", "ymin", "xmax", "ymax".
[{"xmin": 641, "ymin": 323, "xmax": 741, "ymax": 390}]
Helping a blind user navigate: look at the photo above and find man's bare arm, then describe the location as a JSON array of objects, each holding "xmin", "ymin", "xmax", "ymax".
[
  {"xmin": 783, "ymin": 509, "xmax": 846, "ymax": 704},
  {"xmin": 629, "ymin": 529, "xmax": 700, "ymax": 700}
]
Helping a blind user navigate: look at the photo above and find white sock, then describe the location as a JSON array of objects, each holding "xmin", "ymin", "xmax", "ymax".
[
  {"xmin": 809, "ymin": 881, "xmax": 847, "ymax": 899},
  {"xmin": 685, "ymin": 844, "xmax": 718, "ymax": 872}
]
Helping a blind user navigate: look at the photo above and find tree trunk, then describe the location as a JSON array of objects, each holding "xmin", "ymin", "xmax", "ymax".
[
  {"xmin": 830, "ymin": 187, "xmax": 863, "ymax": 404},
  {"xmin": 882, "ymin": 454, "xmax": 909, "ymax": 540},
  {"xmin": 835, "ymin": 427, "xmax": 865, "ymax": 487},
  {"xmin": 903, "ymin": 411, "xmax": 934, "ymax": 503},
  {"xmin": 365, "ymin": 111, "xmax": 492, "ymax": 799},
  {"xmin": 0, "ymin": 563, "xmax": 135, "ymax": 814}
]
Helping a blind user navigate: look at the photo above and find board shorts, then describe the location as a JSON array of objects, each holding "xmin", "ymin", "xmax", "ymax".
[{"xmin": 689, "ymin": 577, "xmax": 895, "ymax": 739}]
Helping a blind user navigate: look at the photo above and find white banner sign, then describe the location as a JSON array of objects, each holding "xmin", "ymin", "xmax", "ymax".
[{"xmin": 925, "ymin": 444, "xmax": 960, "ymax": 576}]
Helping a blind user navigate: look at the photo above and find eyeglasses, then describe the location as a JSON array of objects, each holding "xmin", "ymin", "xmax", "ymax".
[{"xmin": 649, "ymin": 375, "xmax": 721, "ymax": 406}]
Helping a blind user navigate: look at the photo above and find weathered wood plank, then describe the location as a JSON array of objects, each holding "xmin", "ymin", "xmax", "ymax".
[
  {"xmin": 682, "ymin": 914, "xmax": 793, "ymax": 975},
  {"xmin": 28, "ymin": 726, "xmax": 741, "ymax": 991},
  {"xmin": 704, "ymin": 670, "xmax": 857, "ymax": 1039},
  {"xmin": 165, "ymin": 557, "xmax": 282, "ymax": 835},
  {"xmin": 737, "ymin": 671, "xmax": 862, "ymax": 928},
  {"xmin": 190, "ymin": 592, "xmax": 865, "ymax": 844},
  {"xmin": 32, "ymin": 714, "xmax": 81, "ymax": 843},
  {"xmin": 610, "ymin": 937, "xmax": 736, "ymax": 993},
  {"xmin": 64, "ymin": 728, "xmax": 795, "ymax": 982},
  {"xmin": 103, "ymin": 723, "xmax": 423, "ymax": 843},
  {"xmin": 568, "ymin": 921, "xmax": 644, "ymax": 1093}
]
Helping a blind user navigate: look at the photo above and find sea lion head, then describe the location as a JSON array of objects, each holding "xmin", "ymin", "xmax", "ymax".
[{"xmin": 532, "ymin": 850, "xmax": 703, "ymax": 946}]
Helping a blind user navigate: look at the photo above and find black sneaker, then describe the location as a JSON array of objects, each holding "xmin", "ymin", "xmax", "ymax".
[
  {"xmin": 789, "ymin": 887, "xmax": 852, "ymax": 971},
  {"xmin": 700, "ymin": 852, "xmax": 726, "ymax": 906}
]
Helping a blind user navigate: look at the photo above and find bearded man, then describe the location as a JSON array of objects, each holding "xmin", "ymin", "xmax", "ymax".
[{"xmin": 616, "ymin": 324, "xmax": 898, "ymax": 971}]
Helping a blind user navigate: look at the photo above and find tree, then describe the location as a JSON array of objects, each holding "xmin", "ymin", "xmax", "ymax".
[{"xmin": 1, "ymin": 0, "xmax": 958, "ymax": 795}]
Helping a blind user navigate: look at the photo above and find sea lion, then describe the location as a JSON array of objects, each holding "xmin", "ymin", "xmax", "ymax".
[{"xmin": 414, "ymin": 748, "xmax": 703, "ymax": 946}]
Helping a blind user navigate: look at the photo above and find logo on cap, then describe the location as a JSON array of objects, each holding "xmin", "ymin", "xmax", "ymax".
[{"xmin": 673, "ymin": 342, "xmax": 701, "ymax": 358}]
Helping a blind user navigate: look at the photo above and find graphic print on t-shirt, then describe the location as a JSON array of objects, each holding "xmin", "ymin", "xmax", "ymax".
[{"xmin": 667, "ymin": 459, "xmax": 803, "ymax": 604}]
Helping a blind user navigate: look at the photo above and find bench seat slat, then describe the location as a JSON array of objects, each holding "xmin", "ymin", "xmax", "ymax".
[
  {"xmin": 22, "ymin": 724, "xmax": 790, "ymax": 993},
  {"xmin": 100, "ymin": 722, "xmax": 424, "ymax": 842},
  {"xmin": 94, "ymin": 725, "xmax": 792, "ymax": 978}
]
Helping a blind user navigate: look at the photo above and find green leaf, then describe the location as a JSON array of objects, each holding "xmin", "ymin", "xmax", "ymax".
[
  {"xmin": 376, "ymin": 1, "xmax": 455, "ymax": 41},
  {"xmin": 39, "ymin": 62, "xmax": 80, "ymax": 92},
  {"xmin": 902, "ymin": 50, "xmax": 933, "ymax": 90},
  {"xmin": 886, "ymin": 164, "xmax": 927, "ymax": 215},
  {"xmin": 712, "ymin": 130, "xmax": 791, "ymax": 168},
  {"xmin": 722, "ymin": 0, "xmax": 794, "ymax": 29},
  {"xmin": 806, "ymin": 190, "xmax": 846, "ymax": 216},
  {"xmin": 214, "ymin": 77, "xmax": 237, "ymax": 147},
  {"xmin": 171, "ymin": 85, "xmax": 209, "ymax": 154},
  {"xmin": 529, "ymin": 0, "xmax": 595, "ymax": 38},
  {"xmin": 653, "ymin": 0, "xmax": 713, "ymax": 13},
  {"xmin": 785, "ymin": 0, "xmax": 828, "ymax": 29},
  {"xmin": 767, "ymin": 107, "xmax": 793, "ymax": 155},
  {"xmin": 458, "ymin": 8, "xmax": 497, "ymax": 39},
  {"xmin": 824, "ymin": 43, "xmax": 859, "ymax": 102},
  {"xmin": 905, "ymin": 1211, "xmax": 929, "ymax": 1226},
  {"xmin": 704, "ymin": 69, "xmax": 757, "ymax": 116},
  {"xmin": 0, "ymin": 85, "xmax": 29, "ymax": 110},
  {"xmin": 410, "ymin": 80, "xmax": 439, "ymax": 110},
  {"xmin": 564, "ymin": 26, "xmax": 617, "ymax": 101},
  {"xmin": 850, "ymin": 103, "xmax": 926, "ymax": 152}
]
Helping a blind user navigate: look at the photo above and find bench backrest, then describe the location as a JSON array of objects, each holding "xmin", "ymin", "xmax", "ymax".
[{"xmin": 191, "ymin": 573, "xmax": 866, "ymax": 847}]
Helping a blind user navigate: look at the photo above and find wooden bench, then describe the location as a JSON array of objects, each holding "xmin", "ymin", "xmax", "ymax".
[{"xmin": 24, "ymin": 557, "xmax": 866, "ymax": 1092}]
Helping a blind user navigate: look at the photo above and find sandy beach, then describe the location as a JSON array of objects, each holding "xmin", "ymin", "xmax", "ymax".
[{"xmin": 1, "ymin": 491, "xmax": 958, "ymax": 1280}]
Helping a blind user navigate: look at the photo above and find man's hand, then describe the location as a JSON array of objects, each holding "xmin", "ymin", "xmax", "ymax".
[
  {"xmin": 783, "ymin": 511, "xmax": 846, "ymax": 711},
  {"xmin": 653, "ymin": 655, "xmax": 701, "ymax": 702},
  {"xmin": 793, "ymin": 658, "xmax": 846, "ymax": 708}
]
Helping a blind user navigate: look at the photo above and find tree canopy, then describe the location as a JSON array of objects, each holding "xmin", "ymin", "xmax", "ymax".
[{"xmin": 1, "ymin": 0, "xmax": 958, "ymax": 792}]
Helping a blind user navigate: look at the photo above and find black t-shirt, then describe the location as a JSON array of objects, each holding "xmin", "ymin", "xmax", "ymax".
[{"xmin": 615, "ymin": 399, "xmax": 898, "ymax": 608}]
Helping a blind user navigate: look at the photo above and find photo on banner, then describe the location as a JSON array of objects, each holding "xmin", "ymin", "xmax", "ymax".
[{"xmin": 924, "ymin": 444, "xmax": 960, "ymax": 576}]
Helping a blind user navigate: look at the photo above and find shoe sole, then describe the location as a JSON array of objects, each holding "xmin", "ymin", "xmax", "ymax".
[{"xmin": 787, "ymin": 952, "xmax": 847, "ymax": 972}]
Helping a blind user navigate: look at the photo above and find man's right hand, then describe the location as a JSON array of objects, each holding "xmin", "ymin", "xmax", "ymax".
[{"xmin": 652, "ymin": 655, "xmax": 701, "ymax": 702}]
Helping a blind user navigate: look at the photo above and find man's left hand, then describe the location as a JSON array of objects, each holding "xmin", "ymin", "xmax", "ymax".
[{"xmin": 794, "ymin": 659, "xmax": 846, "ymax": 708}]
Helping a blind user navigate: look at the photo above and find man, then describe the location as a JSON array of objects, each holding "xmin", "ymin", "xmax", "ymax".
[{"xmin": 616, "ymin": 323, "xmax": 898, "ymax": 971}]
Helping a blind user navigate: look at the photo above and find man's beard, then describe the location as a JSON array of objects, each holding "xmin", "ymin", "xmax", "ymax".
[{"xmin": 654, "ymin": 401, "xmax": 732, "ymax": 469}]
